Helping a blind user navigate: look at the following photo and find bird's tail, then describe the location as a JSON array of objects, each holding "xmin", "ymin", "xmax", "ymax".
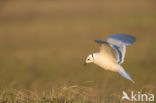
[{"xmin": 117, "ymin": 66, "xmax": 135, "ymax": 83}]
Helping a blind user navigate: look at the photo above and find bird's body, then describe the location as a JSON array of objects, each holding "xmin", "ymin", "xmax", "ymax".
[
  {"xmin": 85, "ymin": 34, "xmax": 136, "ymax": 83},
  {"xmin": 93, "ymin": 52, "xmax": 119, "ymax": 72}
]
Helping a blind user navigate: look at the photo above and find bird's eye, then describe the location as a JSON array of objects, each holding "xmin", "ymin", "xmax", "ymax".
[{"xmin": 88, "ymin": 58, "xmax": 90, "ymax": 60}]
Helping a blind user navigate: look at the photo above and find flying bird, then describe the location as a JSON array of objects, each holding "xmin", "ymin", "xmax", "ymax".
[{"xmin": 84, "ymin": 34, "xmax": 136, "ymax": 83}]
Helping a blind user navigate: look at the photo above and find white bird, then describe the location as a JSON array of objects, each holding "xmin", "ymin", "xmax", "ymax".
[{"xmin": 85, "ymin": 34, "xmax": 136, "ymax": 83}]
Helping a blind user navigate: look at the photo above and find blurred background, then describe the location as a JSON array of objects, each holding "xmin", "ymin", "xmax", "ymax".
[{"xmin": 0, "ymin": 0, "xmax": 156, "ymax": 93}]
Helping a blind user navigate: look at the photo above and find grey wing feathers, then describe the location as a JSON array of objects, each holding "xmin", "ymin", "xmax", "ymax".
[
  {"xmin": 95, "ymin": 40, "xmax": 119, "ymax": 63},
  {"xmin": 108, "ymin": 34, "xmax": 136, "ymax": 45},
  {"xmin": 107, "ymin": 34, "xmax": 136, "ymax": 64}
]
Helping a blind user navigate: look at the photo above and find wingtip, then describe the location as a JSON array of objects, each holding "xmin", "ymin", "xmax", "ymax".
[
  {"xmin": 117, "ymin": 67, "xmax": 135, "ymax": 84},
  {"xmin": 130, "ymin": 79, "xmax": 135, "ymax": 84},
  {"xmin": 108, "ymin": 34, "xmax": 136, "ymax": 45},
  {"xmin": 94, "ymin": 40, "xmax": 108, "ymax": 44}
]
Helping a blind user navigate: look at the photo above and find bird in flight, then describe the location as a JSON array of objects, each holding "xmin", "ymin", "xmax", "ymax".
[{"xmin": 84, "ymin": 34, "xmax": 136, "ymax": 83}]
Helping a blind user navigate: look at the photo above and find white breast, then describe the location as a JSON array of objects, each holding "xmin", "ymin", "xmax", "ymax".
[{"xmin": 94, "ymin": 54, "xmax": 119, "ymax": 72}]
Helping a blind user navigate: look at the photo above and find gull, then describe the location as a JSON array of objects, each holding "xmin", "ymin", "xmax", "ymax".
[{"xmin": 84, "ymin": 34, "xmax": 136, "ymax": 83}]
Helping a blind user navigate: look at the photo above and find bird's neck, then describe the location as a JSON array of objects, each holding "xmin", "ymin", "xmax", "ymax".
[{"xmin": 92, "ymin": 52, "xmax": 99, "ymax": 63}]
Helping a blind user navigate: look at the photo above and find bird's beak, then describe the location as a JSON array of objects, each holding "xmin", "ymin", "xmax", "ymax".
[{"xmin": 84, "ymin": 63, "xmax": 87, "ymax": 66}]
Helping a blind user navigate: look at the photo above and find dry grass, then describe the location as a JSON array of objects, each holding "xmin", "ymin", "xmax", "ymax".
[{"xmin": 0, "ymin": 84, "xmax": 155, "ymax": 103}]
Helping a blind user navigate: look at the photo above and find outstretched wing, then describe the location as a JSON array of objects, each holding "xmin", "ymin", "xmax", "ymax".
[
  {"xmin": 107, "ymin": 34, "xmax": 136, "ymax": 64},
  {"xmin": 117, "ymin": 66, "xmax": 135, "ymax": 83},
  {"xmin": 94, "ymin": 40, "xmax": 119, "ymax": 63}
]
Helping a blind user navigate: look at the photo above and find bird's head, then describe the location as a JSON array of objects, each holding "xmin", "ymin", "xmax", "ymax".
[{"xmin": 84, "ymin": 54, "xmax": 94, "ymax": 65}]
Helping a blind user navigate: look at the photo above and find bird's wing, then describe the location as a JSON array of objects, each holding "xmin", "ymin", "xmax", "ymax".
[
  {"xmin": 94, "ymin": 40, "xmax": 119, "ymax": 63},
  {"xmin": 107, "ymin": 34, "xmax": 136, "ymax": 64},
  {"xmin": 117, "ymin": 66, "xmax": 135, "ymax": 83}
]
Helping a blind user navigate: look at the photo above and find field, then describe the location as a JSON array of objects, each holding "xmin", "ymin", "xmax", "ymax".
[{"xmin": 0, "ymin": 0, "xmax": 156, "ymax": 103}]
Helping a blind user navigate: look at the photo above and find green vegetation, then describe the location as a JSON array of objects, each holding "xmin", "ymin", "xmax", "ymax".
[{"xmin": 0, "ymin": 0, "xmax": 156, "ymax": 103}]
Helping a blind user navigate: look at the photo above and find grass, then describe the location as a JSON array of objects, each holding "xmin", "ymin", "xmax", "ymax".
[
  {"xmin": 0, "ymin": 84, "xmax": 155, "ymax": 103},
  {"xmin": 0, "ymin": 0, "xmax": 156, "ymax": 102}
]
